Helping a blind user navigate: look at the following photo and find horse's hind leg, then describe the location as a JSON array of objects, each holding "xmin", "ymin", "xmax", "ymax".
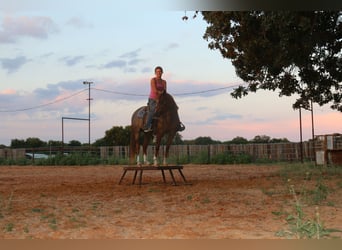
[
  {"xmin": 153, "ymin": 135, "xmax": 163, "ymax": 166},
  {"xmin": 142, "ymin": 134, "xmax": 152, "ymax": 165}
]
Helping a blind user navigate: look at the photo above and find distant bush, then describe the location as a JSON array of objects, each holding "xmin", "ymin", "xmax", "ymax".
[
  {"xmin": 211, "ymin": 152, "xmax": 253, "ymax": 164},
  {"xmin": 167, "ymin": 151, "xmax": 253, "ymax": 165}
]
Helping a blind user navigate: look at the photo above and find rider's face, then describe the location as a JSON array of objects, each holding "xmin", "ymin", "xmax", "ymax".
[{"xmin": 155, "ymin": 69, "xmax": 163, "ymax": 78}]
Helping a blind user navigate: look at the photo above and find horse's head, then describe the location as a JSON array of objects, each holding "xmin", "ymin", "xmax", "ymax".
[{"xmin": 156, "ymin": 92, "xmax": 178, "ymax": 116}]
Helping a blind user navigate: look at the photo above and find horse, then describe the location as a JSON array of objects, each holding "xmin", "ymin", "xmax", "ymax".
[{"xmin": 129, "ymin": 92, "xmax": 185, "ymax": 166}]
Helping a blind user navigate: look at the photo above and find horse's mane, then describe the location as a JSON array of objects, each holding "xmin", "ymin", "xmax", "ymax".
[{"xmin": 158, "ymin": 92, "xmax": 178, "ymax": 112}]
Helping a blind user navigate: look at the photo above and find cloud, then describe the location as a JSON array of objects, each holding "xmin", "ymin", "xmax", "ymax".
[
  {"xmin": 0, "ymin": 89, "xmax": 17, "ymax": 95},
  {"xmin": 164, "ymin": 43, "xmax": 179, "ymax": 51},
  {"xmin": 187, "ymin": 112, "xmax": 243, "ymax": 126},
  {"xmin": 101, "ymin": 48, "xmax": 146, "ymax": 72},
  {"xmin": 0, "ymin": 15, "xmax": 59, "ymax": 44},
  {"xmin": 212, "ymin": 113, "xmax": 242, "ymax": 121},
  {"xmin": 103, "ymin": 60, "xmax": 126, "ymax": 69},
  {"xmin": 141, "ymin": 67, "xmax": 151, "ymax": 73},
  {"xmin": 0, "ymin": 56, "xmax": 30, "ymax": 73},
  {"xmin": 119, "ymin": 48, "xmax": 141, "ymax": 59},
  {"xmin": 39, "ymin": 52, "xmax": 54, "ymax": 58},
  {"xmin": 128, "ymin": 58, "xmax": 144, "ymax": 66},
  {"xmin": 125, "ymin": 67, "xmax": 137, "ymax": 73},
  {"xmin": 66, "ymin": 17, "xmax": 93, "ymax": 29},
  {"xmin": 59, "ymin": 55, "xmax": 85, "ymax": 66},
  {"xmin": 0, "ymin": 80, "xmax": 90, "ymax": 115}
]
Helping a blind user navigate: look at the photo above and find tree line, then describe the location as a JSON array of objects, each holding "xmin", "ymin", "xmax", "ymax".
[{"xmin": 1, "ymin": 125, "xmax": 290, "ymax": 149}]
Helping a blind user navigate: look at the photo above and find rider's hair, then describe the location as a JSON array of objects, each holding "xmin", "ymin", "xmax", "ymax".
[{"xmin": 154, "ymin": 66, "xmax": 163, "ymax": 73}]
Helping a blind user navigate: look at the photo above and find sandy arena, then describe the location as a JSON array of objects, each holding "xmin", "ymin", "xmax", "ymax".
[{"xmin": 0, "ymin": 164, "xmax": 341, "ymax": 239}]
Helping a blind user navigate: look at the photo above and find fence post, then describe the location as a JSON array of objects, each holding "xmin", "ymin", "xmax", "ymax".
[
  {"xmin": 207, "ymin": 145, "xmax": 210, "ymax": 164},
  {"xmin": 187, "ymin": 145, "xmax": 190, "ymax": 163}
]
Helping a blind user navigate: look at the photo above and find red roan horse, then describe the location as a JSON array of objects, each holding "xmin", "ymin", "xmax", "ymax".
[{"xmin": 129, "ymin": 92, "xmax": 185, "ymax": 166}]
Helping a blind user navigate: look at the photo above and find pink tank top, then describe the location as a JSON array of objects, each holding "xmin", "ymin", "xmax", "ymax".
[{"xmin": 149, "ymin": 78, "xmax": 165, "ymax": 99}]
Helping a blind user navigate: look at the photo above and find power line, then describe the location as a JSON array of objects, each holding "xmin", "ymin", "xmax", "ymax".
[
  {"xmin": 0, "ymin": 89, "xmax": 88, "ymax": 113},
  {"xmin": 92, "ymin": 84, "xmax": 243, "ymax": 97},
  {"xmin": 172, "ymin": 84, "xmax": 242, "ymax": 96},
  {"xmin": 91, "ymin": 87, "xmax": 146, "ymax": 96},
  {"xmin": 0, "ymin": 84, "xmax": 243, "ymax": 113}
]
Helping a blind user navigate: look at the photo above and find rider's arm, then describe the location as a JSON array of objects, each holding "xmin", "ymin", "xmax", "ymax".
[{"xmin": 150, "ymin": 78, "xmax": 157, "ymax": 96}]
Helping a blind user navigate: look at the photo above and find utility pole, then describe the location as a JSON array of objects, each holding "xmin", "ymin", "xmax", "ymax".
[
  {"xmin": 299, "ymin": 106, "xmax": 303, "ymax": 163},
  {"xmin": 83, "ymin": 81, "xmax": 93, "ymax": 148},
  {"xmin": 310, "ymin": 99, "xmax": 316, "ymax": 163},
  {"xmin": 298, "ymin": 98, "xmax": 316, "ymax": 164}
]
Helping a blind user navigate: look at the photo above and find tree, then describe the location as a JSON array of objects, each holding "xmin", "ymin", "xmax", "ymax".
[
  {"xmin": 228, "ymin": 136, "xmax": 249, "ymax": 144},
  {"xmin": 98, "ymin": 126, "xmax": 131, "ymax": 146},
  {"xmin": 93, "ymin": 137, "xmax": 107, "ymax": 147},
  {"xmin": 68, "ymin": 140, "xmax": 82, "ymax": 146},
  {"xmin": 251, "ymin": 135, "xmax": 271, "ymax": 143},
  {"xmin": 173, "ymin": 133, "xmax": 184, "ymax": 145},
  {"xmin": 11, "ymin": 139, "xmax": 26, "ymax": 148},
  {"xmin": 48, "ymin": 140, "xmax": 63, "ymax": 147},
  {"xmin": 200, "ymin": 11, "xmax": 342, "ymax": 111},
  {"xmin": 194, "ymin": 136, "xmax": 220, "ymax": 145},
  {"xmin": 159, "ymin": 132, "xmax": 183, "ymax": 145},
  {"xmin": 25, "ymin": 137, "xmax": 46, "ymax": 148},
  {"xmin": 270, "ymin": 137, "xmax": 290, "ymax": 143}
]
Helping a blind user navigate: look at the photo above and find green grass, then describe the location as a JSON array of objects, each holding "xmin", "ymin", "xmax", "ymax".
[
  {"xmin": 4, "ymin": 223, "xmax": 14, "ymax": 232},
  {"xmin": 31, "ymin": 208, "xmax": 44, "ymax": 213},
  {"xmin": 91, "ymin": 201, "xmax": 101, "ymax": 211},
  {"xmin": 274, "ymin": 163, "xmax": 342, "ymax": 239},
  {"xmin": 276, "ymin": 197, "xmax": 341, "ymax": 239},
  {"xmin": 0, "ymin": 191, "xmax": 14, "ymax": 218}
]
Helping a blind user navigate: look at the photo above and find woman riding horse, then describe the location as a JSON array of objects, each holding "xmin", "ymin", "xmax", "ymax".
[{"xmin": 130, "ymin": 91, "xmax": 185, "ymax": 166}]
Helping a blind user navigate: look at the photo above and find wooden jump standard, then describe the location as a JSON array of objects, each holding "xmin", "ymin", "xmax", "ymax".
[{"xmin": 118, "ymin": 165, "xmax": 189, "ymax": 186}]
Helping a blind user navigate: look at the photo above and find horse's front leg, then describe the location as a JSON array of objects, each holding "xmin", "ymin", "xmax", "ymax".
[
  {"xmin": 163, "ymin": 132, "xmax": 176, "ymax": 165},
  {"xmin": 134, "ymin": 135, "xmax": 141, "ymax": 166}
]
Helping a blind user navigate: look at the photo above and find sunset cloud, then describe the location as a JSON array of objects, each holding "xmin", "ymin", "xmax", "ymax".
[
  {"xmin": 0, "ymin": 89, "xmax": 16, "ymax": 95},
  {"xmin": 0, "ymin": 15, "xmax": 59, "ymax": 43}
]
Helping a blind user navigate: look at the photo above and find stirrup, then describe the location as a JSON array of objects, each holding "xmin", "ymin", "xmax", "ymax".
[
  {"xmin": 177, "ymin": 122, "xmax": 185, "ymax": 131},
  {"xmin": 143, "ymin": 127, "xmax": 153, "ymax": 133}
]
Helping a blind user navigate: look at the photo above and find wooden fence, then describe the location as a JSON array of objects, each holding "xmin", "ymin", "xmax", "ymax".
[
  {"xmin": 100, "ymin": 142, "xmax": 317, "ymax": 162},
  {"xmin": 2, "ymin": 140, "xmax": 337, "ymax": 163}
]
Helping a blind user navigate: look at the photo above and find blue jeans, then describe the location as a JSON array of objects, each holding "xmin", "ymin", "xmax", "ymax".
[{"xmin": 145, "ymin": 98, "xmax": 157, "ymax": 129}]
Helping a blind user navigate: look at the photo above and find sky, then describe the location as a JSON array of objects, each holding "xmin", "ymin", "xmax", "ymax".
[{"xmin": 0, "ymin": 1, "xmax": 341, "ymax": 146}]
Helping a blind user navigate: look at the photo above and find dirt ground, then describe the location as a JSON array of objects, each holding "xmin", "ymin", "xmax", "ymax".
[{"xmin": 0, "ymin": 164, "xmax": 341, "ymax": 239}]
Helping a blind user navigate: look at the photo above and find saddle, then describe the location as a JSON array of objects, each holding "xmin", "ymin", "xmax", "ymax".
[
  {"xmin": 137, "ymin": 106, "xmax": 185, "ymax": 132},
  {"xmin": 137, "ymin": 106, "xmax": 157, "ymax": 132},
  {"xmin": 137, "ymin": 106, "xmax": 148, "ymax": 119}
]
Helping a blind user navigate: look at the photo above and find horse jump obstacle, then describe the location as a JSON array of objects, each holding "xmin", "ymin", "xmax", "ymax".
[{"xmin": 118, "ymin": 165, "xmax": 189, "ymax": 186}]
